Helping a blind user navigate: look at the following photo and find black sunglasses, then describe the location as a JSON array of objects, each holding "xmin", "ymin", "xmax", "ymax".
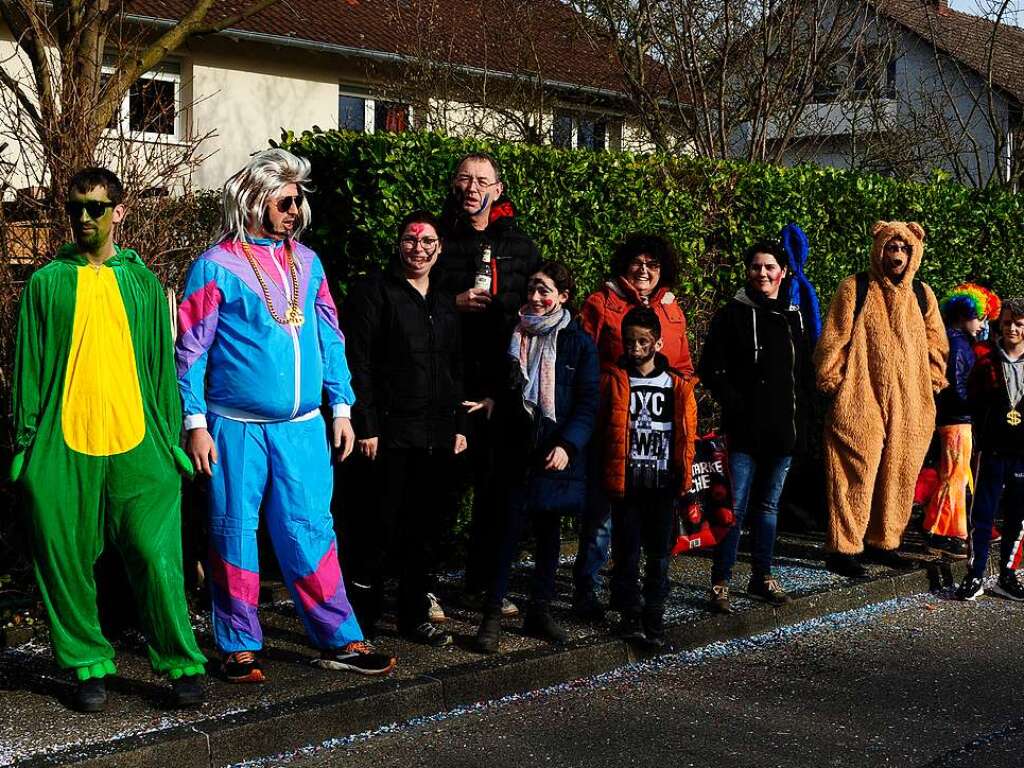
[
  {"xmin": 274, "ymin": 194, "xmax": 304, "ymax": 213},
  {"xmin": 65, "ymin": 200, "xmax": 115, "ymax": 220}
]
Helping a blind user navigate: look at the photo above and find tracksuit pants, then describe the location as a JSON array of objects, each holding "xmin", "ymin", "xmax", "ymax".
[{"xmin": 206, "ymin": 413, "xmax": 362, "ymax": 653}]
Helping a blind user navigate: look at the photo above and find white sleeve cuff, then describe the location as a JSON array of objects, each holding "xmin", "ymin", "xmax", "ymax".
[
  {"xmin": 184, "ymin": 413, "xmax": 208, "ymax": 430},
  {"xmin": 332, "ymin": 403, "xmax": 352, "ymax": 419}
]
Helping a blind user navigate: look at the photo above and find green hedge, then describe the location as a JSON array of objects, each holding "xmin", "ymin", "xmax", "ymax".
[{"xmin": 276, "ymin": 129, "xmax": 1024, "ymax": 316}]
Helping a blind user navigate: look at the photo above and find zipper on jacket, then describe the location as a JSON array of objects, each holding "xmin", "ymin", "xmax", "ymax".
[{"xmin": 270, "ymin": 243, "xmax": 302, "ymax": 419}]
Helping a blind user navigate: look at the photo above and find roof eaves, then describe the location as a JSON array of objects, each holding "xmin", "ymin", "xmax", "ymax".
[{"xmin": 126, "ymin": 12, "xmax": 633, "ymax": 102}]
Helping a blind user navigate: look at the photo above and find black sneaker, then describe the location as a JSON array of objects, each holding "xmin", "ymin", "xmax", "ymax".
[
  {"xmin": 475, "ymin": 612, "xmax": 502, "ymax": 654},
  {"xmin": 316, "ymin": 641, "xmax": 396, "ymax": 675},
  {"xmin": 169, "ymin": 674, "xmax": 205, "ymax": 709},
  {"xmin": 955, "ymin": 575, "xmax": 986, "ymax": 602},
  {"xmin": 708, "ymin": 583, "xmax": 733, "ymax": 614},
  {"xmin": 523, "ymin": 608, "xmax": 570, "ymax": 644},
  {"xmin": 407, "ymin": 621, "xmax": 453, "ymax": 648},
  {"xmin": 641, "ymin": 611, "xmax": 666, "ymax": 649},
  {"xmin": 747, "ymin": 576, "xmax": 792, "ymax": 605},
  {"xmin": 223, "ymin": 651, "xmax": 265, "ymax": 683},
  {"xmin": 863, "ymin": 547, "xmax": 917, "ymax": 572},
  {"xmin": 73, "ymin": 677, "xmax": 108, "ymax": 713},
  {"xmin": 991, "ymin": 571, "xmax": 1024, "ymax": 602},
  {"xmin": 572, "ymin": 592, "xmax": 606, "ymax": 623},
  {"xmin": 617, "ymin": 612, "xmax": 646, "ymax": 643},
  {"xmin": 825, "ymin": 553, "xmax": 867, "ymax": 578}
]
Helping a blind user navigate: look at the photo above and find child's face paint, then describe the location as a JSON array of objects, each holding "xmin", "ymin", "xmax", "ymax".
[
  {"xmin": 398, "ymin": 222, "xmax": 440, "ymax": 278},
  {"xmin": 747, "ymin": 253, "xmax": 787, "ymax": 300},
  {"xmin": 622, "ymin": 325, "xmax": 663, "ymax": 368},
  {"xmin": 526, "ymin": 272, "xmax": 568, "ymax": 315}
]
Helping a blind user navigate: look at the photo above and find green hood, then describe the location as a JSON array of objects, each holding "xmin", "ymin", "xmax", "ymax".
[{"xmin": 55, "ymin": 242, "xmax": 145, "ymax": 267}]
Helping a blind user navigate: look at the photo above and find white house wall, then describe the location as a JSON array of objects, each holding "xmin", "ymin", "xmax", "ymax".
[{"xmin": 185, "ymin": 40, "xmax": 341, "ymax": 190}]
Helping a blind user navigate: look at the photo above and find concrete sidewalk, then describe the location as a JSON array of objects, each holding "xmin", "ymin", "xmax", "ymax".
[{"xmin": 0, "ymin": 534, "xmax": 970, "ymax": 768}]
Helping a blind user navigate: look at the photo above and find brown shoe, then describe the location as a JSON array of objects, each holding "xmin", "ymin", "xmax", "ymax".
[
  {"xmin": 709, "ymin": 583, "xmax": 733, "ymax": 614},
  {"xmin": 748, "ymin": 576, "xmax": 791, "ymax": 605}
]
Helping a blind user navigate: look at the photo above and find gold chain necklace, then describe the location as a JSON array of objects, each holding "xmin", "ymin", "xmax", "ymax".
[{"xmin": 240, "ymin": 239, "xmax": 305, "ymax": 326}]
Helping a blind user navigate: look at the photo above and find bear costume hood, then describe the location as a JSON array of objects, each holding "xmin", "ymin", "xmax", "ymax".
[{"xmin": 869, "ymin": 220, "xmax": 925, "ymax": 288}]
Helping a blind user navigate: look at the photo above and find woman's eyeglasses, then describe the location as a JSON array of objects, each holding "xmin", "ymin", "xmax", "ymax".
[
  {"xmin": 629, "ymin": 259, "xmax": 661, "ymax": 271},
  {"xmin": 884, "ymin": 243, "xmax": 911, "ymax": 254},
  {"xmin": 399, "ymin": 236, "xmax": 439, "ymax": 251}
]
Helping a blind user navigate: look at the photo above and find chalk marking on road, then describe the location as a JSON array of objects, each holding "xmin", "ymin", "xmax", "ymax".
[{"xmin": 226, "ymin": 594, "xmax": 931, "ymax": 768}]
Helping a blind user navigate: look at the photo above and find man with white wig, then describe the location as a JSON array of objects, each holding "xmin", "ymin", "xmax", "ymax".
[{"xmin": 176, "ymin": 149, "xmax": 395, "ymax": 681}]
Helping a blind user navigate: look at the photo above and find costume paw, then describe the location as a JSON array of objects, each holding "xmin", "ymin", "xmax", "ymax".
[
  {"xmin": 172, "ymin": 446, "xmax": 196, "ymax": 478},
  {"xmin": 9, "ymin": 451, "xmax": 24, "ymax": 482},
  {"xmin": 75, "ymin": 659, "xmax": 117, "ymax": 681}
]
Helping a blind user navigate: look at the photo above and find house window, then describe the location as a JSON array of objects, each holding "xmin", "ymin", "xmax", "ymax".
[
  {"xmin": 813, "ymin": 47, "xmax": 894, "ymax": 102},
  {"xmin": 553, "ymin": 114, "xmax": 574, "ymax": 148},
  {"xmin": 338, "ymin": 88, "xmax": 411, "ymax": 133},
  {"xmin": 552, "ymin": 112, "xmax": 617, "ymax": 151},
  {"xmin": 339, "ymin": 95, "xmax": 366, "ymax": 132},
  {"xmin": 104, "ymin": 64, "xmax": 181, "ymax": 141}
]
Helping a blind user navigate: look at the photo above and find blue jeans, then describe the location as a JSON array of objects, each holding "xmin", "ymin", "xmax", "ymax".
[
  {"xmin": 573, "ymin": 468, "xmax": 611, "ymax": 598},
  {"xmin": 967, "ymin": 453, "xmax": 1024, "ymax": 580},
  {"xmin": 711, "ymin": 452, "xmax": 792, "ymax": 584}
]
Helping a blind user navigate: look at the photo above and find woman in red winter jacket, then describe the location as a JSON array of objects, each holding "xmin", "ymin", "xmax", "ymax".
[
  {"xmin": 578, "ymin": 234, "xmax": 694, "ymax": 375},
  {"xmin": 572, "ymin": 234, "xmax": 694, "ymax": 618}
]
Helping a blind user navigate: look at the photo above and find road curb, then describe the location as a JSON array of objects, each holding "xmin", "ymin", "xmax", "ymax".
[{"xmin": 15, "ymin": 559, "xmax": 970, "ymax": 768}]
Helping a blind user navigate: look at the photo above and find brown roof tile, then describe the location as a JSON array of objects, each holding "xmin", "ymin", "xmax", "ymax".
[
  {"xmin": 128, "ymin": 0, "xmax": 635, "ymax": 95},
  {"xmin": 877, "ymin": 0, "xmax": 1024, "ymax": 103}
]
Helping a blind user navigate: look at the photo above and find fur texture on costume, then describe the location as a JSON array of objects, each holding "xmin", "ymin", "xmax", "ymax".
[{"xmin": 815, "ymin": 220, "xmax": 949, "ymax": 554}]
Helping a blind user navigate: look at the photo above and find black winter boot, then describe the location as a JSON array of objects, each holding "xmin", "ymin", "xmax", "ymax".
[
  {"xmin": 523, "ymin": 606, "xmax": 569, "ymax": 644},
  {"xmin": 475, "ymin": 612, "xmax": 502, "ymax": 654}
]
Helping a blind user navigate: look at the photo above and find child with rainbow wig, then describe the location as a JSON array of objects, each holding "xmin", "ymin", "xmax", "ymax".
[{"xmin": 923, "ymin": 283, "xmax": 1001, "ymax": 557}]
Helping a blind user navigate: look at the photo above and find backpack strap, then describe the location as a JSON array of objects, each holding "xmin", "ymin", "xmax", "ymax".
[
  {"xmin": 853, "ymin": 271, "xmax": 928, "ymax": 320},
  {"xmin": 853, "ymin": 271, "xmax": 869, "ymax": 321}
]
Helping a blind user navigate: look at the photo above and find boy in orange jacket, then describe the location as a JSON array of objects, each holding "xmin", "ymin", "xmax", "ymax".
[{"xmin": 599, "ymin": 307, "xmax": 697, "ymax": 646}]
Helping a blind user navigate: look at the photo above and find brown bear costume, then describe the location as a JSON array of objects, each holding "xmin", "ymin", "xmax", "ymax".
[{"xmin": 816, "ymin": 221, "xmax": 948, "ymax": 555}]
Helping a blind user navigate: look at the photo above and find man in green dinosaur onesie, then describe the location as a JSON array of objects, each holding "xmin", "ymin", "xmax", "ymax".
[{"xmin": 11, "ymin": 167, "xmax": 206, "ymax": 712}]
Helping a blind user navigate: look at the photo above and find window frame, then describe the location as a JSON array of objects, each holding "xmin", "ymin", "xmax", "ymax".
[
  {"xmin": 102, "ymin": 65, "xmax": 182, "ymax": 143},
  {"xmin": 338, "ymin": 86, "xmax": 413, "ymax": 134}
]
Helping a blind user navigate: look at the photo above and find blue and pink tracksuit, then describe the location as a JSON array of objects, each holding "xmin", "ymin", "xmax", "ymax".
[{"xmin": 176, "ymin": 237, "xmax": 362, "ymax": 653}]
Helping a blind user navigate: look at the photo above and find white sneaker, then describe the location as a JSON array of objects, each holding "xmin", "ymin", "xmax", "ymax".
[
  {"xmin": 427, "ymin": 593, "xmax": 447, "ymax": 623},
  {"xmin": 501, "ymin": 598, "xmax": 519, "ymax": 617}
]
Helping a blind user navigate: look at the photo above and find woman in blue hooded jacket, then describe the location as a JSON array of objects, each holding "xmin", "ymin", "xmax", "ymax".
[{"xmin": 474, "ymin": 261, "xmax": 599, "ymax": 654}]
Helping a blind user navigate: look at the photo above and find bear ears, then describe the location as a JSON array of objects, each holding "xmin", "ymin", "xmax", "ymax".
[{"xmin": 871, "ymin": 220, "xmax": 926, "ymax": 242}]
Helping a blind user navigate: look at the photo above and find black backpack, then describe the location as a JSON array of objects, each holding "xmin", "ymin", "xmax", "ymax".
[{"xmin": 852, "ymin": 271, "xmax": 928, "ymax": 322}]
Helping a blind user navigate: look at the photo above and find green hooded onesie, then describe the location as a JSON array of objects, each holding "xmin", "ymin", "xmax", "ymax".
[{"xmin": 12, "ymin": 243, "xmax": 206, "ymax": 681}]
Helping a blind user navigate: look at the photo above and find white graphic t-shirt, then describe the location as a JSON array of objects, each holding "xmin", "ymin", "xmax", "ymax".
[{"xmin": 628, "ymin": 370, "xmax": 675, "ymax": 490}]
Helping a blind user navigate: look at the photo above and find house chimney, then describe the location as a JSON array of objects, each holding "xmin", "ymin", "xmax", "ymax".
[{"xmin": 930, "ymin": 0, "xmax": 950, "ymax": 14}]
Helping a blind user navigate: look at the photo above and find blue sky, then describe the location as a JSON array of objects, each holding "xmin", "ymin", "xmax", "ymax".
[{"xmin": 947, "ymin": 0, "xmax": 1023, "ymax": 25}]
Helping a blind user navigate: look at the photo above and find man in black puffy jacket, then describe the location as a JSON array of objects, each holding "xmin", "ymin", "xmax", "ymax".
[{"xmin": 439, "ymin": 153, "xmax": 542, "ymax": 607}]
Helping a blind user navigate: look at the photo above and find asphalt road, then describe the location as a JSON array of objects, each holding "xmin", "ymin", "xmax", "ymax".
[{"xmin": 233, "ymin": 590, "xmax": 1024, "ymax": 768}]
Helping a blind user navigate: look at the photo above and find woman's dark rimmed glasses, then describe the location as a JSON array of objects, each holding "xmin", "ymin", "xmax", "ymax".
[
  {"xmin": 65, "ymin": 200, "xmax": 115, "ymax": 220},
  {"xmin": 274, "ymin": 195, "xmax": 305, "ymax": 213},
  {"xmin": 399, "ymin": 236, "xmax": 439, "ymax": 251}
]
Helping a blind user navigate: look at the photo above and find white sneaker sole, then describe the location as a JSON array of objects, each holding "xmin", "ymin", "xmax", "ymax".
[
  {"xmin": 314, "ymin": 657, "xmax": 396, "ymax": 675},
  {"xmin": 958, "ymin": 586, "xmax": 985, "ymax": 602}
]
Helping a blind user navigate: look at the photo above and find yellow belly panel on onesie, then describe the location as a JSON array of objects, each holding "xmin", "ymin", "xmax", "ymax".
[{"xmin": 61, "ymin": 264, "xmax": 145, "ymax": 456}]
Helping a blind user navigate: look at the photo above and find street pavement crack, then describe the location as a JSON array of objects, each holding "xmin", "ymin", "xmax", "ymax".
[{"xmin": 917, "ymin": 714, "xmax": 1024, "ymax": 768}]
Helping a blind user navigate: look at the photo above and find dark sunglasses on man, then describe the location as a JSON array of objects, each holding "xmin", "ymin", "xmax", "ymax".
[
  {"xmin": 65, "ymin": 200, "xmax": 115, "ymax": 220},
  {"xmin": 274, "ymin": 194, "xmax": 304, "ymax": 213}
]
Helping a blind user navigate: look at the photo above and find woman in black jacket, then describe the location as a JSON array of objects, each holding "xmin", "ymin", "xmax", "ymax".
[
  {"xmin": 342, "ymin": 210, "xmax": 467, "ymax": 647},
  {"xmin": 697, "ymin": 239, "xmax": 816, "ymax": 614}
]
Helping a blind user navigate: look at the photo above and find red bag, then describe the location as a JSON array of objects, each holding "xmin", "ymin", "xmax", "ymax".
[{"xmin": 672, "ymin": 433, "xmax": 735, "ymax": 555}]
